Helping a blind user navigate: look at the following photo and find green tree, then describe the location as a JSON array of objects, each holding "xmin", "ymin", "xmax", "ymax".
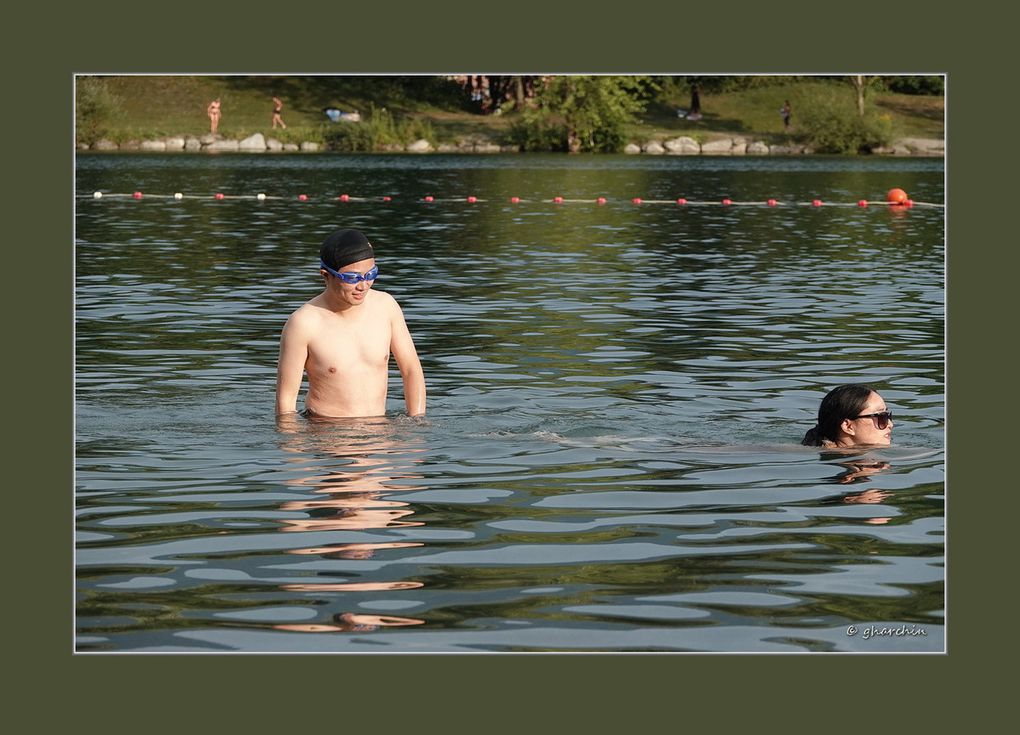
[
  {"xmin": 517, "ymin": 76, "xmax": 651, "ymax": 153},
  {"xmin": 75, "ymin": 76, "xmax": 123, "ymax": 144}
]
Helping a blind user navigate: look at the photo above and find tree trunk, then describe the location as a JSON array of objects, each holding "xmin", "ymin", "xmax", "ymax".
[{"xmin": 853, "ymin": 75, "xmax": 866, "ymax": 118}]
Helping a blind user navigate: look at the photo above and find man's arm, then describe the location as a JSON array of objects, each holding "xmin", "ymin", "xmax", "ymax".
[
  {"xmin": 276, "ymin": 312, "xmax": 309, "ymax": 415},
  {"xmin": 389, "ymin": 300, "xmax": 426, "ymax": 417}
]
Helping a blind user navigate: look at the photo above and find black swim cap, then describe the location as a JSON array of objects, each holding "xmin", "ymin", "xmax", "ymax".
[{"xmin": 320, "ymin": 228, "xmax": 375, "ymax": 269}]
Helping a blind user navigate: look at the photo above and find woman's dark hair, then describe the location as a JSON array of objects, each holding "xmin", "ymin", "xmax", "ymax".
[{"xmin": 802, "ymin": 384, "xmax": 875, "ymax": 446}]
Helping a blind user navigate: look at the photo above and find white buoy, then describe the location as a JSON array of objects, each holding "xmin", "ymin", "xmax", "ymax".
[
  {"xmin": 174, "ymin": 192, "xmax": 184, "ymax": 200},
  {"xmin": 93, "ymin": 191, "xmax": 103, "ymax": 199},
  {"xmin": 256, "ymin": 193, "xmax": 267, "ymax": 201}
]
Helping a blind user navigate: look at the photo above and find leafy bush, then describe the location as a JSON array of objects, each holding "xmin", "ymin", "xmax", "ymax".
[
  {"xmin": 321, "ymin": 122, "xmax": 376, "ymax": 152},
  {"xmin": 510, "ymin": 111, "xmax": 567, "ymax": 152},
  {"xmin": 511, "ymin": 76, "xmax": 647, "ymax": 153},
  {"xmin": 797, "ymin": 87, "xmax": 896, "ymax": 153},
  {"xmin": 76, "ymin": 76, "xmax": 122, "ymax": 144},
  {"xmin": 320, "ymin": 106, "xmax": 437, "ymax": 152},
  {"xmin": 402, "ymin": 116, "xmax": 436, "ymax": 145}
]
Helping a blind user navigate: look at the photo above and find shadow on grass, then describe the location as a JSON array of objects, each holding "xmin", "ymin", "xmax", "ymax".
[
  {"xmin": 641, "ymin": 101, "xmax": 751, "ymax": 135},
  {"xmin": 221, "ymin": 76, "xmax": 474, "ymax": 119},
  {"xmin": 875, "ymin": 97, "xmax": 944, "ymax": 123}
]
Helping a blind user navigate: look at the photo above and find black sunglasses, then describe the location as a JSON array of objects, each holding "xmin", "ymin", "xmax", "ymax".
[{"xmin": 854, "ymin": 411, "xmax": 894, "ymax": 430}]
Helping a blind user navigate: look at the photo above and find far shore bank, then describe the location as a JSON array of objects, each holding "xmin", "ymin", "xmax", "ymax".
[{"xmin": 77, "ymin": 132, "xmax": 945, "ymax": 157}]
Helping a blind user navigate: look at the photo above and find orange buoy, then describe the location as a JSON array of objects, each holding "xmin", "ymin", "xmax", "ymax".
[{"xmin": 886, "ymin": 188, "xmax": 909, "ymax": 205}]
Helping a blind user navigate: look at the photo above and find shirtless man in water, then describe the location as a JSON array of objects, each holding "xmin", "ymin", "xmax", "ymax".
[{"xmin": 276, "ymin": 228, "xmax": 426, "ymax": 418}]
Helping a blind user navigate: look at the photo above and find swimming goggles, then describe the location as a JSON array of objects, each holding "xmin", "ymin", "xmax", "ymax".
[
  {"xmin": 320, "ymin": 260, "xmax": 379, "ymax": 284},
  {"xmin": 853, "ymin": 411, "xmax": 893, "ymax": 430}
]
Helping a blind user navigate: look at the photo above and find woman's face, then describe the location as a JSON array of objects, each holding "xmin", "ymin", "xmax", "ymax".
[{"xmin": 841, "ymin": 391, "xmax": 893, "ymax": 446}]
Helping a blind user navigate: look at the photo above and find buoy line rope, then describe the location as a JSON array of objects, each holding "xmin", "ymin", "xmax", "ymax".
[{"xmin": 78, "ymin": 192, "xmax": 945, "ymax": 209}]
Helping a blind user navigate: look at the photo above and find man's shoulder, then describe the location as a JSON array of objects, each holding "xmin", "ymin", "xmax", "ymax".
[
  {"xmin": 370, "ymin": 289, "xmax": 399, "ymax": 307},
  {"xmin": 366, "ymin": 289, "xmax": 403, "ymax": 317},
  {"xmin": 286, "ymin": 300, "xmax": 328, "ymax": 327}
]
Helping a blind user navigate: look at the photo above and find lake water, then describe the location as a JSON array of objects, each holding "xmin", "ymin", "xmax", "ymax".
[{"xmin": 75, "ymin": 153, "xmax": 945, "ymax": 653}]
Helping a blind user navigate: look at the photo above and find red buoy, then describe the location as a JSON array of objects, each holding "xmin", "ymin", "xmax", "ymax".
[
  {"xmin": 767, "ymin": 199, "xmax": 777, "ymax": 207},
  {"xmin": 722, "ymin": 198, "xmax": 732, "ymax": 206},
  {"xmin": 214, "ymin": 192, "xmax": 225, "ymax": 200},
  {"xmin": 133, "ymin": 191, "xmax": 143, "ymax": 199},
  {"xmin": 553, "ymin": 196, "xmax": 564, "ymax": 203},
  {"xmin": 467, "ymin": 196, "xmax": 477, "ymax": 203},
  {"xmin": 905, "ymin": 199, "xmax": 914, "ymax": 208},
  {"xmin": 676, "ymin": 198, "xmax": 687, "ymax": 205},
  {"xmin": 632, "ymin": 197, "xmax": 642, "ymax": 204},
  {"xmin": 339, "ymin": 194, "xmax": 350, "ymax": 202},
  {"xmin": 510, "ymin": 196, "xmax": 520, "ymax": 204},
  {"xmin": 812, "ymin": 199, "xmax": 823, "ymax": 207},
  {"xmin": 382, "ymin": 196, "xmax": 392, "ymax": 202},
  {"xmin": 886, "ymin": 188, "xmax": 909, "ymax": 205},
  {"xmin": 424, "ymin": 195, "xmax": 434, "ymax": 202},
  {"xmin": 597, "ymin": 197, "xmax": 607, "ymax": 205},
  {"xmin": 298, "ymin": 194, "xmax": 308, "ymax": 201}
]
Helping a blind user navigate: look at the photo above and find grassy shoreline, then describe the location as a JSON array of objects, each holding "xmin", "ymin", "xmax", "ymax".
[{"xmin": 78, "ymin": 76, "xmax": 945, "ymax": 153}]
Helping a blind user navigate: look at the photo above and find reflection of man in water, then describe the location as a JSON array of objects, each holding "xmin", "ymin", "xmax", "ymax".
[
  {"xmin": 276, "ymin": 228, "xmax": 426, "ymax": 419},
  {"xmin": 273, "ymin": 417, "xmax": 428, "ymax": 631}
]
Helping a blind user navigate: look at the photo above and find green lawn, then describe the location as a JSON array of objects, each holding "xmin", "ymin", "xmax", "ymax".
[
  {"xmin": 86, "ymin": 75, "xmax": 943, "ymax": 146},
  {"xmin": 632, "ymin": 80, "xmax": 944, "ymax": 144}
]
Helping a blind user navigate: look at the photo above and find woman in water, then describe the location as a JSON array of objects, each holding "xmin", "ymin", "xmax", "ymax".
[{"xmin": 802, "ymin": 383, "xmax": 894, "ymax": 448}]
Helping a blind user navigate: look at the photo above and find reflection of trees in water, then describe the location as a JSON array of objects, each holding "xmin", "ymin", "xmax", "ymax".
[{"xmin": 274, "ymin": 417, "xmax": 428, "ymax": 630}]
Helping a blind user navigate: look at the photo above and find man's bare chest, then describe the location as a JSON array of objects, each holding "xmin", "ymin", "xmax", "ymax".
[{"xmin": 306, "ymin": 315, "xmax": 391, "ymax": 370}]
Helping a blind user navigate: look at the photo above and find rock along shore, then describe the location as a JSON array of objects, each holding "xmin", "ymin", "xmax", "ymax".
[{"xmin": 77, "ymin": 132, "xmax": 945, "ymax": 157}]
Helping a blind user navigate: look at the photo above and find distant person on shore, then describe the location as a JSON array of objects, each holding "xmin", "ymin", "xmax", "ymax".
[
  {"xmin": 207, "ymin": 98, "xmax": 221, "ymax": 135},
  {"xmin": 802, "ymin": 384, "xmax": 894, "ymax": 448},
  {"xmin": 276, "ymin": 228, "xmax": 426, "ymax": 420},
  {"xmin": 780, "ymin": 100, "xmax": 792, "ymax": 131},
  {"xmin": 686, "ymin": 83, "xmax": 702, "ymax": 121},
  {"xmin": 272, "ymin": 96, "xmax": 287, "ymax": 129}
]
